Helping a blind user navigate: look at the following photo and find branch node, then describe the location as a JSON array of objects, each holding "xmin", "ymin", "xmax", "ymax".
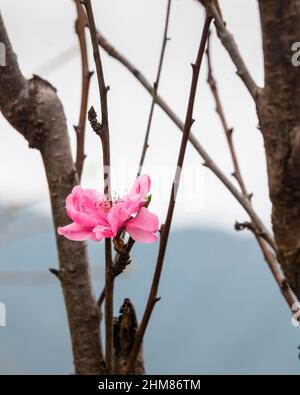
[{"xmin": 88, "ymin": 106, "xmax": 103, "ymax": 136}]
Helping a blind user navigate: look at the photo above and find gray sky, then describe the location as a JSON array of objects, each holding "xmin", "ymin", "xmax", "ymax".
[{"xmin": 0, "ymin": 0, "xmax": 270, "ymax": 232}]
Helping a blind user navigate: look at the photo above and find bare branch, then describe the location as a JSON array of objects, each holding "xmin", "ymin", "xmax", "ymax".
[
  {"xmin": 0, "ymin": 13, "xmax": 104, "ymax": 374},
  {"xmin": 83, "ymin": 0, "xmax": 114, "ymax": 373},
  {"xmin": 96, "ymin": 29, "xmax": 276, "ymax": 252},
  {"xmin": 235, "ymin": 222, "xmax": 298, "ymax": 310},
  {"xmin": 87, "ymin": 107, "xmax": 114, "ymax": 373},
  {"xmin": 206, "ymin": 32, "xmax": 247, "ymax": 197},
  {"xmin": 137, "ymin": 0, "xmax": 172, "ymax": 176},
  {"xmin": 207, "ymin": 31, "xmax": 299, "ymax": 312},
  {"xmin": 202, "ymin": 0, "xmax": 261, "ymax": 100},
  {"xmin": 98, "ymin": 237, "xmax": 135, "ymax": 308},
  {"xmin": 125, "ymin": 13, "xmax": 213, "ymax": 374},
  {"xmin": 74, "ymin": 0, "xmax": 93, "ymax": 181}
]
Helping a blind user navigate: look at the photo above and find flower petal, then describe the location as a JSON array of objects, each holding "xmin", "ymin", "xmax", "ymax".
[
  {"xmin": 66, "ymin": 185, "xmax": 108, "ymax": 227},
  {"xmin": 107, "ymin": 201, "xmax": 131, "ymax": 234},
  {"xmin": 127, "ymin": 175, "xmax": 151, "ymax": 202},
  {"xmin": 58, "ymin": 222, "xmax": 96, "ymax": 241},
  {"xmin": 124, "ymin": 175, "xmax": 151, "ymax": 214},
  {"xmin": 93, "ymin": 224, "xmax": 116, "ymax": 240},
  {"xmin": 125, "ymin": 207, "xmax": 159, "ymax": 243}
]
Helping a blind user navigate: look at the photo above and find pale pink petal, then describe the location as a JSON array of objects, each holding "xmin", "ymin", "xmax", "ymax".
[
  {"xmin": 125, "ymin": 207, "xmax": 159, "ymax": 243},
  {"xmin": 127, "ymin": 175, "xmax": 151, "ymax": 202},
  {"xmin": 58, "ymin": 222, "xmax": 96, "ymax": 241},
  {"xmin": 66, "ymin": 186, "xmax": 108, "ymax": 226},
  {"xmin": 107, "ymin": 201, "xmax": 131, "ymax": 234},
  {"xmin": 124, "ymin": 175, "xmax": 151, "ymax": 214},
  {"xmin": 93, "ymin": 224, "xmax": 116, "ymax": 240}
]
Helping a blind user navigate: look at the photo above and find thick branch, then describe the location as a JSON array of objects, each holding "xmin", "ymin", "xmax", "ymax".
[
  {"xmin": 125, "ymin": 14, "xmax": 212, "ymax": 374},
  {"xmin": 0, "ymin": 13, "xmax": 104, "ymax": 374},
  {"xmin": 257, "ymin": 0, "xmax": 300, "ymax": 299}
]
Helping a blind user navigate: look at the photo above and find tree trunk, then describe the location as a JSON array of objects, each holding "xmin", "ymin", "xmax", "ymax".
[
  {"xmin": 0, "ymin": 13, "xmax": 105, "ymax": 374},
  {"xmin": 258, "ymin": 0, "xmax": 300, "ymax": 298}
]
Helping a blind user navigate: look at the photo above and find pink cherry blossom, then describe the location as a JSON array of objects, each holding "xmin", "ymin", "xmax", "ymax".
[{"xmin": 58, "ymin": 175, "xmax": 158, "ymax": 244}]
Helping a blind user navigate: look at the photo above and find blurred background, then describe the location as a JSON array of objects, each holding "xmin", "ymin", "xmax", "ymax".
[{"xmin": 0, "ymin": 0, "xmax": 299, "ymax": 374}]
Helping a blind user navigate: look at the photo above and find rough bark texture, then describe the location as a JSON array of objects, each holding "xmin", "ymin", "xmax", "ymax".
[
  {"xmin": 113, "ymin": 299, "xmax": 145, "ymax": 374},
  {"xmin": 257, "ymin": 0, "xmax": 300, "ymax": 298},
  {"xmin": 0, "ymin": 14, "xmax": 104, "ymax": 374}
]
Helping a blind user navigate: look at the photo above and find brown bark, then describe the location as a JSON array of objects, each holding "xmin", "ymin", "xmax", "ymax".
[
  {"xmin": 0, "ymin": 13, "xmax": 105, "ymax": 374},
  {"xmin": 113, "ymin": 299, "xmax": 145, "ymax": 374},
  {"xmin": 257, "ymin": 0, "xmax": 300, "ymax": 298}
]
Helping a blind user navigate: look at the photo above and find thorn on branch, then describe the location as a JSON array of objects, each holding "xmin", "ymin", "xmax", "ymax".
[
  {"xmin": 49, "ymin": 267, "xmax": 61, "ymax": 280},
  {"xmin": 246, "ymin": 192, "xmax": 253, "ymax": 201},
  {"xmin": 234, "ymin": 220, "xmax": 254, "ymax": 232}
]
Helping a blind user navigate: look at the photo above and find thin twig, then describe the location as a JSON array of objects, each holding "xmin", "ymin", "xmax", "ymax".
[
  {"xmin": 83, "ymin": 0, "xmax": 113, "ymax": 374},
  {"xmin": 97, "ymin": 237, "xmax": 135, "ymax": 308},
  {"xmin": 137, "ymin": 0, "xmax": 172, "ymax": 177},
  {"xmin": 203, "ymin": 0, "xmax": 261, "ymax": 100},
  {"xmin": 235, "ymin": 221, "xmax": 298, "ymax": 310},
  {"xmin": 206, "ymin": 31, "xmax": 248, "ymax": 197},
  {"xmin": 87, "ymin": 108, "xmax": 114, "ymax": 374},
  {"xmin": 96, "ymin": 29, "xmax": 276, "ymax": 251},
  {"xmin": 74, "ymin": 0, "xmax": 93, "ymax": 181},
  {"xmin": 125, "ymin": 13, "xmax": 213, "ymax": 374},
  {"xmin": 207, "ymin": 33, "xmax": 298, "ymax": 312}
]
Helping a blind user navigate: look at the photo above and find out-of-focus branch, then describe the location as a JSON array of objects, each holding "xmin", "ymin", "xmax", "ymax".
[
  {"xmin": 125, "ymin": 13, "xmax": 213, "ymax": 374},
  {"xmin": 74, "ymin": 0, "xmax": 93, "ymax": 181},
  {"xmin": 83, "ymin": 0, "xmax": 114, "ymax": 374},
  {"xmin": 0, "ymin": 13, "xmax": 104, "ymax": 374},
  {"xmin": 206, "ymin": 32, "xmax": 298, "ymax": 311},
  {"xmin": 235, "ymin": 222, "xmax": 298, "ymax": 310},
  {"xmin": 206, "ymin": 32, "xmax": 248, "ymax": 197},
  {"xmin": 137, "ymin": 0, "xmax": 172, "ymax": 176},
  {"xmin": 96, "ymin": 30, "xmax": 276, "ymax": 252},
  {"xmin": 200, "ymin": 0, "xmax": 261, "ymax": 100}
]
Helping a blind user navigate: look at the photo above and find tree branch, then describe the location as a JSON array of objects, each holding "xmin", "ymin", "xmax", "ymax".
[
  {"xmin": 200, "ymin": 0, "xmax": 261, "ymax": 100},
  {"xmin": 205, "ymin": 31, "xmax": 299, "ymax": 312},
  {"xmin": 125, "ymin": 13, "xmax": 212, "ymax": 374},
  {"xmin": 235, "ymin": 221, "xmax": 298, "ymax": 310},
  {"xmin": 137, "ymin": 0, "xmax": 172, "ymax": 176},
  {"xmin": 257, "ymin": 0, "xmax": 300, "ymax": 299},
  {"xmin": 96, "ymin": 29, "xmax": 276, "ymax": 252},
  {"xmin": 98, "ymin": 237, "xmax": 135, "ymax": 308},
  {"xmin": 83, "ymin": 0, "xmax": 114, "ymax": 373},
  {"xmin": 206, "ymin": 32, "xmax": 248, "ymax": 197},
  {"xmin": 74, "ymin": 0, "xmax": 93, "ymax": 181},
  {"xmin": 0, "ymin": 13, "xmax": 104, "ymax": 374}
]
